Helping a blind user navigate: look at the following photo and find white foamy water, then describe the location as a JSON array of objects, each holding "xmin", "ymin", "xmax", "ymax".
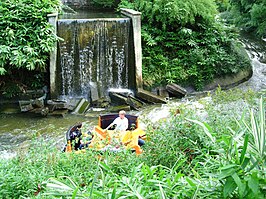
[{"xmin": 238, "ymin": 36, "xmax": 266, "ymax": 91}]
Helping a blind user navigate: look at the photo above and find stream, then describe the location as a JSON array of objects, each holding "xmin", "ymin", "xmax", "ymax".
[
  {"xmin": 237, "ymin": 33, "xmax": 266, "ymax": 91},
  {"xmin": 0, "ymin": 34, "xmax": 265, "ymax": 160},
  {"xmin": 0, "ymin": 111, "xmax": 98, "ymax": 159}
]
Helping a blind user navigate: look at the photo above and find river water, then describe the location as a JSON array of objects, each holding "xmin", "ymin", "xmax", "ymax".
[
  {"xmin": 237, "ymin": 34, "xmax": 266, "ymax": 91},
  {"xmin": 0, "ymin": 34, "xmax": 265, "ymax": 159},
  {"xmin": 0, "ymin": 110, "xmax": 98, "ymax": 159}
]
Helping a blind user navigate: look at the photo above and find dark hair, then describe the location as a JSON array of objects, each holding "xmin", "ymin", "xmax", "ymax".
[{"xmin": 75, "ymin": 122, "xmax": 82, "ymax": 129}]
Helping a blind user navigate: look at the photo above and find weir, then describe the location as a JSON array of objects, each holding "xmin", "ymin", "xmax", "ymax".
[
  {"xmin": 48, "ymin": 8, "xmax": 142, "ymax": 101},
  {"xmin": 57, "ymin": 17, "xmax": 130, "ymax": 99}
]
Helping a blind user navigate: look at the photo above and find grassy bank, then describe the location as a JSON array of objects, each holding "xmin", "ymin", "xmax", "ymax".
[{"xmin": 0, "ymin": 88, "xmax": 265, "ymax": 198}]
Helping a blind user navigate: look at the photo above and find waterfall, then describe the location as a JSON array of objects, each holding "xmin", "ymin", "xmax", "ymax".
[{"xmin": 56, "ymin": 16, "xmax": 131, "ymax": 100}]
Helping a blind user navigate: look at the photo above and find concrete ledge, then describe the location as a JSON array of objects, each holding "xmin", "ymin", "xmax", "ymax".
[
  {"xmin": 47, "ymin": 13, "xmax": 58, "ymax": 17},
  {"xmin": 204, "ymin": 68, "xmax": 253, "ymax": 90},
  {"xmin": 121, "ymin": 8, "xmax": 141, "ymax": 16},
  {"xmin": 48, "ymin": 12, "xmax": 58, "ymax": 98},
  {"xmin": 120, "ymin": 8, "xmax": 143, "ymax": 89}
]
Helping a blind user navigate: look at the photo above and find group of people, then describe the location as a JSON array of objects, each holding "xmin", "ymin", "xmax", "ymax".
[{"xmin": 63, "ymin": 110, "xmax": 145, "ymax": 152}]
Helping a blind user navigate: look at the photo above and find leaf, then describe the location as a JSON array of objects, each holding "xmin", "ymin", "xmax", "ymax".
[
  {"xmin": 223, "ymin": 177, "xmax": 237, "ymax": 199},
  {"xmin": 240, "ymin": 134, "xmax": 249, "ymax": 164},
  {"xmin": 185, "ymin": 118, "xmax": 215, "ymax": 143},
  {"xmin": 99, "ymin": 161, "xmax": 111, "ymax": 171},
  {"xmin": 159, "ymin": 184, "xmax": 166, "ymax": 199},
  {"xmin": 220, "ymin": 164, "xmax": 238, "ymax": 171},
  {"xmin": 111, "ymin": 185, "xmax": 117, "ymax": 199},
  {"xmin": 247, "ymin": 172, "xmax": 259, "ymax": 196},
  {"xmin": 218, "ymin": 166, "xmax": 238, "ymax": 180},
  {"xmin": 72, "ymin": 186, "xmax": 79, "ymax": 199},
  {"xmin": 0, "ymin": 67, "xmax": 6, "ymax": 75},
  {"xmin": 241, "ymin": 157, "xmax": 250, "ymax": 170},
  {"xmin": 232, "ymin": 173, "xmax": 246, "ymax": 198},
  {"xmin": 186, "ymin": 177, "xmax": 196, "ymax": 187}
]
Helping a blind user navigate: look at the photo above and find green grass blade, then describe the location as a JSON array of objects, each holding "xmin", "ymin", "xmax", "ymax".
[
  {"xmin": 240, "ymin": 134, "xmax": 249, "ymax": 164},
  {"xmin": 159, "ymin": 184, "xmax": 166, "ymax": 199},
  {"xmin": 72, "ymin": 186, "xmax": 79, "ymax": 199},
  {"xmin": 185, "ymin": 118, "xmax": 215, "ymax": 143},
  {"xmin": 259, "ymin": 97, "xmax": 265, "ymax": 158}
]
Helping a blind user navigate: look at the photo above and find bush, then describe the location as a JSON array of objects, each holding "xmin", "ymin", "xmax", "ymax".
[{"xmin": 0, "ymin": 0, "xmax": 61, "ymax": 75}]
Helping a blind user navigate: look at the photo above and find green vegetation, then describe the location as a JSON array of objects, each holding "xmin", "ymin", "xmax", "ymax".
[
  {"xmin": 1, "ymin": 0, "xmax": 263, "ymax": 97},
  {"xmin": 1, "ymin": 89, "xmax": 265, "ymax": 198},
  {"xmin": 215, "ymin": 0, "xmax": 230, "ymax": 12},
  {"xmin": 119, "ymin": 0, "xmax": 251, "ymax": 90},
  {"xmin": 227, "ymin": 0, "xmax": 266, "ymax": 37},
  {"xmin": 0, "ymin": 0, "xmax": 61, "ymax": 74},
  {"xmin": 91, "ymin": 0, "xmax": 120, "ymax": 9},
  {"xmin": 0, "ymin": 0, "xmax": 61, "ymax": 97}
]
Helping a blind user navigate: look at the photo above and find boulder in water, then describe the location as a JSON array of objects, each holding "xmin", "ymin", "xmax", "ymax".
[
  {"xmin": 72, "ymin": 98, "xmax": 90, "ymax": 114},
  {"xmin": 91, "ymin": 97, "xmax": 111, "ymax": 108},
  {"xmin": 155, "ymin": 86, "xmax": 169, "ymax": 97},
  {"xmin": 109, "ymin": 91, "xmax": 145, "ymax": 110},
  {"xmin": 108, "ymin": 105, "xmax": 131, "ymax": 112},
  {"xmin": 136, "ymin": 89, "xmax": 167, "ymax": 104},
  {"xmin": 89, "ymin": 82, "xmax": 99, "ymax": 102},
  {"xmin": 166, "ymin": 83, "xmax": 187, "ymax": 98},
  {"xmin": 19, "ymin": 101, "xmax": 34, "ymax": 112}
]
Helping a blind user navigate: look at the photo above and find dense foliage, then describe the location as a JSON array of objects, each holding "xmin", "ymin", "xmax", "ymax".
[
  {"xmin": 91, "ymin": 0, "xmax": 120, "ymax": 8},
  {"xmin": 0, "ymin": 89, "xmax": 265, "ymax": 198},
  {"xmin": 119, "ymin": 0, "xmax": 251, "ymax": 90},
  {"xmin": 0, "ymin": 0, "xmax": 61, "ymax": 97},
  {"xmin": 215, "ymin": 0, "xmax": 230, "ymax": 12},
  {"xmin": 0, "ymin": 0, "xmax": 61, "ymax": 75},
  {"xmin": 227, "ymin": 0, "xmax": 266, "ymax": 37}
]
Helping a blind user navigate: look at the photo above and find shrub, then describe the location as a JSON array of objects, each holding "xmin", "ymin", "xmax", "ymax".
[{"xmin": 0, "ymin": 0, "xmax": 61, "ymax": 75}]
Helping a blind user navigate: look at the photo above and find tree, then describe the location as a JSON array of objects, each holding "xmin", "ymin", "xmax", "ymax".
[{"xmin": 229, "ymin": 0, "xmax": 266, "ymax": 36}]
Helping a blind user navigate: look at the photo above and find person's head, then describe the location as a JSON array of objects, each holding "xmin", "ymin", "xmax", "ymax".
[
  {"xmin": 76, "ymin": 122, "xmax": 82, "ymax": 129},
  {"xmin": 119, "ymin": 110, "xmax": 126, "ymax": 119}
]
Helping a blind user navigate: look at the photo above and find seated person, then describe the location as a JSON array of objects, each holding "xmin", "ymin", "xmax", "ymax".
[
  {"xmin": 63, "ymin": 122, "xmax": 92, "ymax": 151},
  {"xmin": 130, "ymin": 123, "xmax": 145, "ymax": 147},
  {"xmin": 105, "ymin": 110, "xmax": 129, "ymax": 132},
  {"xmin": 69, "ymin": 122, "xmax": 83, "ymax": 150},
  {"xmin": 79, "ymin": 130, "xmax": 93, "ymax": 150}
]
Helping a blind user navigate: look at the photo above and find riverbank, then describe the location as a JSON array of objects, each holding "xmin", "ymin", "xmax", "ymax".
[{"xmin": 0, "ymin": 87, "xmax": 265, "ymax": 198}]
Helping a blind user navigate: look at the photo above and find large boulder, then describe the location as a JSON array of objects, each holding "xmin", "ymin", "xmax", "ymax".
[
  {"xmin": 136, "ymin": 89, "xmax": 167, "ymax": 104},
  {"xmin": 72, "ymin": 98, "xmax": 90, "ymax": 114},
  {"xmin": 166, "ymin": 83, "xmax": 187, "ymax": 98}
]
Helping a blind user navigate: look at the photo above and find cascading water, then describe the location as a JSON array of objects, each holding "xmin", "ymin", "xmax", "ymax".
[
  {"xmin": 238, "ymin": 34, "xmax": 266, "ymax": 91},
  {"xmin": 56, "ymin": 12, "xmax": 131, "ymax": 100}
]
